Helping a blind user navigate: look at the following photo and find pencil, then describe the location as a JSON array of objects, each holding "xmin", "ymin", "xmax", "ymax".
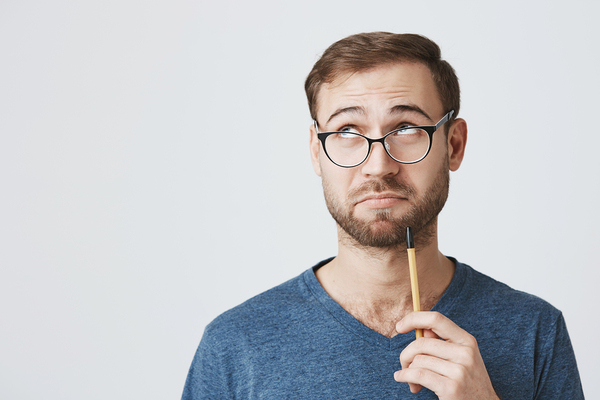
[{"xmin": 406, "ymin": 227, "xmax": 423, "ymax": 339}]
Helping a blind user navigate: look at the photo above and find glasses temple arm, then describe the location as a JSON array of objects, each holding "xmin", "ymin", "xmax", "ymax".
[{"xmin": 435, "ymin": 110, "xmax": 455, "ymax": 129}]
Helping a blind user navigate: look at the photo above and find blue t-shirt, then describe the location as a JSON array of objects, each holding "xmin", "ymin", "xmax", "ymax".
[{"xmin": 182, "ymin": 260, "xmax": 584, "ymax": 399}]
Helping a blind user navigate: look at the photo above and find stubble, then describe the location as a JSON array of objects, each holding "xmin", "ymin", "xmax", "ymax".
[{"xmin": 322, "ymin": 159, "xmax": 450, "ymax": 249}]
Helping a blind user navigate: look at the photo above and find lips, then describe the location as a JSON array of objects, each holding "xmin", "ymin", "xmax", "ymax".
[
  {"xmin": 355, "ymin": 193, "xmax": 407, "ymax": 208},
  {"xmin": 348, "ymin": 178, "xmax": 415, "ymax": 208}
]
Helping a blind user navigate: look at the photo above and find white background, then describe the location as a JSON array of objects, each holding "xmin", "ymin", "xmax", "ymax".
[{"xmin": 1, "ymin": 0, "xmax": 598, "ymax": 398}]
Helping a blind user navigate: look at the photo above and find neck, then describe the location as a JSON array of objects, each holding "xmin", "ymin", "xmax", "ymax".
[{"xmin": 315, "ymin": 220, "xmax": 455, "ymax": 338}]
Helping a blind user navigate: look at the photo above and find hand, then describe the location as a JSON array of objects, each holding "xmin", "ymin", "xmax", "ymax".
[{"xmin": 394, "ymin": 311, "xmax": 500, "ymax": 400}]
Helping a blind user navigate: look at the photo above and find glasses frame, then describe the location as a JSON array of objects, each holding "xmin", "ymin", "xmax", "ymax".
[{"xmin": 314, "ymin": 110, "xmax": 455, "ymax": 168}]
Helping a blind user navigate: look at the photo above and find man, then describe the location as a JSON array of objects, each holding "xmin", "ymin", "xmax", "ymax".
[{"xmin": 182, "ymin": 32, "xmax": 584, "ymax": 399}]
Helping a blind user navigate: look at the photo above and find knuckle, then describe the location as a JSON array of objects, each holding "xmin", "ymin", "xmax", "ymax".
[
  {"xmin": 431, "ymin": 311, "xmax": 444, "ymax": 325},
  {"xmin": 399, "ymin": 348, "xmax": 414, "ymax": 366},
  {"xmin": 463, "ymin": 354, "xmax": 475, "ymax": 370},
  {"xmin": 399, "ymin": 351, "xmax": 410, "ymax": 366},
  {"xmin": 412, "ymin": 354, "xmax": 426, "ymax": 365},
  {"xmin": 455, "ymin": 364, "xmax": 468, "ymax": 381},
  {"xmin": 413, "ymin": 368, "xmax": 426, "ymax": 381},
  {"xmin": 464, "ymin": 333, "xmax": 478, "ymax": 348},
  {"xmin": 462, "ymin": 346, "xmax": 478, "ymax": 367}
]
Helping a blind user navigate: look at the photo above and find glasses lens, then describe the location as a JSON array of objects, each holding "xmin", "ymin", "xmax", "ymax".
[
  {"xmin": 324, "ymin": 132, "xmax": 369, "ymax": 167},
  {"xmin": 385, "ymin": 128, "xmax": 430, "ymax": 163}
]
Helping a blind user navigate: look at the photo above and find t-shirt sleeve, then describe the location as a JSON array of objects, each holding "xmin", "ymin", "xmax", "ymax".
[
  {"xmin": 181, "ymin": 326, "xmax": 233, "ymax": 400},
  {"xmin": 533, "ymin": 313, "xmax": 584, "ymax": 399}
]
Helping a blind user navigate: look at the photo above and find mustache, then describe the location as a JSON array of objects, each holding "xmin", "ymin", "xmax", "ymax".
[{"xmin": 348, "ymin": 177, "xmax": 416, "ymax": 203}]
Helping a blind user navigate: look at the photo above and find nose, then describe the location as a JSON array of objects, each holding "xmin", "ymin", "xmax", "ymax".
[{"xmin": 360, "ymin": 140, "xmax": 400, "ymax": 177}]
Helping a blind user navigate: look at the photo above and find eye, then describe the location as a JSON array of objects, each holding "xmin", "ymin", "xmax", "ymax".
[
  {"xmin": 395, "ymin": 125, "xmax": 420, "ymax": 135},
  {"xmin": 338, "ymin": 126, "xmax": 360, "ymax": 138}
]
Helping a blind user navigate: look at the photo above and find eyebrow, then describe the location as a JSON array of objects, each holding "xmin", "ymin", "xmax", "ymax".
[
  {"xmin": 389, "ymin": 104, "xmax": 432, "ymax": 122},
  {"xmin": 326, "ymin": 106, "xmax": 365, "ymax": 125},
  {"xmin": 324, "ymin": 104, "xmax": 433, "ymax": 127}
]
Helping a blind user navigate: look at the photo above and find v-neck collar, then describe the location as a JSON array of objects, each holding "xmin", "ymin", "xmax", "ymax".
[{"xmin": 303, "ymin": 257, "xmax": 468, "ymax": 351}]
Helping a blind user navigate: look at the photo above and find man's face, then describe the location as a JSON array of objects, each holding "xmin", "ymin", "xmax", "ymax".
[{"xmin": 309, "ymin": 62, "xmax": 463, "ymax": 248}]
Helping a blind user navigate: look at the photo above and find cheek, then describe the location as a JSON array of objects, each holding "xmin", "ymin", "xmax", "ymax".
[
  {"xmin": 403, "ymin": 155, "xmax": 446, "ymax": 196},
  {"xmin": 320, "ymin": 166, "xmax": 353, "ymax": 199},
  {"xmin": 420, "ymin": 138, "xmax": 448, "ymax": 173}
]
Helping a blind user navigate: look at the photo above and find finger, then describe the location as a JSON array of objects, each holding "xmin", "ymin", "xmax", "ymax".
[
  {"xmin": 408, "ymin": 383, "xmax": 423, "ymax": 393},
  {"xmin": 393, "ymin": 370, "xmax": 422, "ymax": 393},
  {"xmin": 403, "ymin": 352, "xmax": 470, "ymax": 382},
  {"xmin": 399, "ymin": 337, "xmax": 468, "ymax": 370},
  {"xmin": 394, "ymin": 364, "xmax": 451, "ymax": 395},
  {"xmin": 423, "ymin": 328, "xmax": 438, "ymax": 339},
  {"xmin": 409, "ymin": 382, "xmax": 422, "ymax": 394},
  {"xmin": 397, "ymin": 311, "xmax": 475, "ymax": 345}
]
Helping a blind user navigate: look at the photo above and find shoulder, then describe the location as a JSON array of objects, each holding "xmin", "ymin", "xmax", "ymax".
[
  {"xmin": 447, "ymin": 261, "xmax": 565, "ymax": 342},
  {"xmin": 452, "ymin": 263, "xmax": 583, "ymax": 399},
  {"xmin": 182, "ymin": 270, "xmax": 319, "ymax": 399},
  {"xmin": 202, "ymin": 267, "xmax": 317, "ymax": 345},
  {"xmin": 457, "ymin": 261, "xmax": 561, "ymax": 316}
]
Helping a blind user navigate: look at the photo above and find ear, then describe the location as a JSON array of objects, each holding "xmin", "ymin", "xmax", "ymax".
[
  {"xmin": 447, "ymin": 118, "xmax": 467, "ymax": 171},
  {"xmin": 309, "ymin": 123, "xmax": 322, "ymax": 176}
]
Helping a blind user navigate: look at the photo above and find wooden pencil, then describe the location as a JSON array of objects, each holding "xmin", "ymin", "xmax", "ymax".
[{"xmin": 406, "ymin": 227, "xmax": 423, "ymax": 339}]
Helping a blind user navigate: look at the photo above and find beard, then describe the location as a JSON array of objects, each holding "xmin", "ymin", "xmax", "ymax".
[{"xmin": 322, "ymin": 159, "xmax": 450, "ymax": 249}]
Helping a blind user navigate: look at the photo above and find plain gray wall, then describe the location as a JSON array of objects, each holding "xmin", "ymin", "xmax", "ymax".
[{"xmin": 1, "ymin": 0, "xmax": 598, "ymax": 398}]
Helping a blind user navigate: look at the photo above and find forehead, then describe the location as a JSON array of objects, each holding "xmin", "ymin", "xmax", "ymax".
[{"xmin": 316, "ymin": 62, "xmax": 443, "ymax": 125}]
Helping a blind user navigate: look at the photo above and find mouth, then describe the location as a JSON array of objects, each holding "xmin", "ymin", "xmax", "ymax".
[{"xmin": 355, "ymin": 193, "xmax": 407, "ymax": 209}]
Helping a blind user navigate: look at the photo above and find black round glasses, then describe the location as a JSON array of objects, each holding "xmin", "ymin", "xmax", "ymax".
[{"xmin": 314, "ymin": 110, "xmax": 454, "ymax": 168}]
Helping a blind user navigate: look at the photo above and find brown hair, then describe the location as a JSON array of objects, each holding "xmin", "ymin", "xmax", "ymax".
[{"xmin": 304, "ymin": 32, "xmax": 460, "ymax": 123}]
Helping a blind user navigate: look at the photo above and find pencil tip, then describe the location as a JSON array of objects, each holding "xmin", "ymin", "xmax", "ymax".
[{"xmin": 406, "ymin": 227, "xmax": 414, "ymax": 249}]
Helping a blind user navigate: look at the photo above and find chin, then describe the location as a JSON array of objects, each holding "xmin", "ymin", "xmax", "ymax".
[{"xmin": 364, "ymin": 208, "xmax": 395, "ymax": 219}]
